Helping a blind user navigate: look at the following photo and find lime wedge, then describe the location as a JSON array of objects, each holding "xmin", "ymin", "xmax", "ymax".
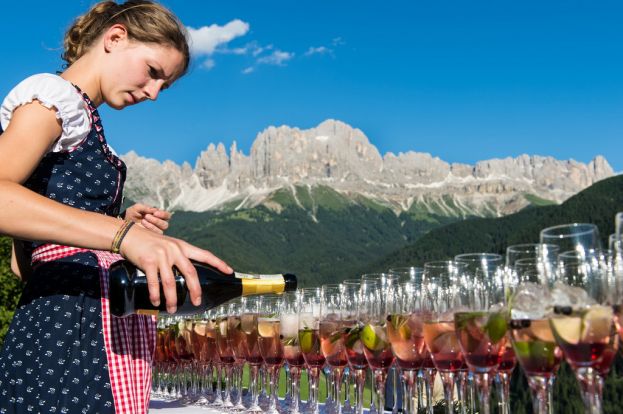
[
  {"xmin": 550, "ymin": 316, "xmax": 582, "ymax": 345},
  {"xmin": 485, "ymin": 313, "xmax": 508, "ymax": 344},
  {"xmin": 299, "ymin": 329, "xmax": 314, "ymax": 353},
  {"xmin": 361, "ymin": 324, "xmax": 386, "ymax": 351},
  {"xmin": 581, "ymin": 305, "xmax": 613, "ymax": 341},
  {"xmin": 512, "ymin": 340, "xmax": 531, "ymax": 359}
]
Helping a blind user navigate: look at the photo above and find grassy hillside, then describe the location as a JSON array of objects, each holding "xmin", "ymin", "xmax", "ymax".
[{"xmin": 370, "ymin": 174, "xmax": 623, "ymax": 270}]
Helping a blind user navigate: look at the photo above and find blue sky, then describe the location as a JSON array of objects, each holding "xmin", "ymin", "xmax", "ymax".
[{"xmin": 1, "ymin": 1, "xmax": 622, "ymax": 171}]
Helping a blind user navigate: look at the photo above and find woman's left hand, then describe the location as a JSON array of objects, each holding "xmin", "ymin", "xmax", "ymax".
[{"xmin": 123, "ymin": 203, "xmax": 171, "ymax": 234}]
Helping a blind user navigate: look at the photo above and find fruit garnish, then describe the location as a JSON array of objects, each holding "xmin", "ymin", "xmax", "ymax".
[
  {"xmin": 550, "ymin": 316, "xmax": 582, "ymax": 345},
  {"xmin": 258, "ymin": 321, "xmax": 277, "ymax": 338},
  {"xmin": 299, "ymin": 329, "xmax": 314, "ymax": 353},
  {"xmin": 485, "ymin": 312, "xmax": 508, "ymax": 344},
  {"xmin": 391, "ymin": 314, "xmax": 412, "ymax": 340},
  {"xmin": 345, "ymin": 326, "xmax": 363, "ymax": 349},
  {"xmin": 581, "ymin": 305, "xmax": 613, "ymax": 341},
  {"xmin": 360, "ymin": 324, "xmax": 387, "ymax": 351}
]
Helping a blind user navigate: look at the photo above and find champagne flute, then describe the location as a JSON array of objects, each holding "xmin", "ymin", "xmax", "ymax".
[
  {"xmin": 241, "ymin": 297, "xmax": 263, "ymax": 414},
  {"xmin": 216, "ymin": 305, "xmax": 236, "ymax": 410},
  {"xmin": 341, "ymin": 280, "xmax": 367, "ymax": 414},
  {"xmin": 298, "ymin": 287, "xmax": 324, "ymax": 414}
]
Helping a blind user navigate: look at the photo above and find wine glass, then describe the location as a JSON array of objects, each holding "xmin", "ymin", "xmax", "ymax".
[
  {"xmin": 258, "ymin": 295, "xmax": 285, "ymax": 414},
  {"xmin": 240, "ymin": 297, "xmax": 263, "ymax": 413},
  {"xmin": 360, "ymin": 274, "xmax": 396, "ymax": 414},
  {"xmin": 453, "ymin": 259, "xmax": 508, "ymax": 414},
  {"xmin": 215, "ymin": 304, "xmax": 236, "ymax": 410},
  {"xmin": 508, "ymin": 259, "xmax": 563, "ymax": 414},
  {"xmin": 388, "ymin": 266, "xmax": 424, "ymax": 285},
  {"xmin": 422, "ymin": 261, "xmax": 466, "ymax": 414},
  {"xmin": 298, "ymin": 287, "xmax": 324, "ymax": 414},
  {"xmin": 280, "ymin": 292, "xmax": 304, "ymax": 414},
  {"xmin": 506, "ymin": 243, "xmax": 560, "ymax": 287},
  {"xmin": 320, "ymin": 284, "xmax": 349, "ymax": 414},
  {"xmin": 540, "ymin": 223, "xmax": 601, "ymax": 258},
  {"xmin": 387, "ymin": 281, "xmax": 426, "ymax": 414},
  {"xmin": 548, "ymin": 250, "xmax": 616, "ymax": 414},
  {"xmin": 454, "ymin": 253, "xmax": 506, "ymax": 414}
]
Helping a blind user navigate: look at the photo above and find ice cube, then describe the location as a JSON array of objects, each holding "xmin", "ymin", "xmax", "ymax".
[
  {"xmin": 511, "ymin": 282, "xmax": 552, "ymax": 320},
  {"xmin": 280, "ymin": 313, "xmax": 299, "ymax": 338},
  {"xmin": 550, "ymin": 281, "xmax": 596, "ymax": 309}
]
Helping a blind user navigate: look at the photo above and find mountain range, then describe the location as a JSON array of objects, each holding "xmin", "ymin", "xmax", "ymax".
[{"xmin": 121, "ymin": 119, "xmax": 614, "ymax": 218}]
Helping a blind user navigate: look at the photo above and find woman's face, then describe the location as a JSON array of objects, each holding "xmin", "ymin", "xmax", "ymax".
[{"xmin": 101, "ymin": 35, "xmax": 185, "ymax": 110}]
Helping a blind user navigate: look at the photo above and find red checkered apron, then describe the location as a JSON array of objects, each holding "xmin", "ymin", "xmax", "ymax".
[{"xmin": 31, "ymin": 243, "xmax": 156, "ymax": 414}]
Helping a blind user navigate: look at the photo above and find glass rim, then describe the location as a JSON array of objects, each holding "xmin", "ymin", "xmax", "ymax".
[
  {"xmin": 454, "ymin": 252, "xmax": 503, "ymax": 262},
  {"xmin": 539, "ymin": 223, "xmax": 598, "ymax": 239},
  {"xmin": 506, "ymin": 243, "xmax": 560, "ymax": 254},
  {"xmin": 387, "ymin": 266, "xmax": 424, "ymax": 273},
  {"xmin": 423, "ymin": 260, "xmax": 468, "ymax": 269},
  {"xmin": 361, "ymin": 272, "xmax": 400, "ymax": 280}
]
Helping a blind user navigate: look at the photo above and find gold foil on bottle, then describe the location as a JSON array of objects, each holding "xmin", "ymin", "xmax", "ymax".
[
  {"xmin": 136, "ymin": 309, "xmax": 160, "ymax": 316},
  {"xmin": 241, "ymin": 278, "xmax": 286, "ymax": 295}
]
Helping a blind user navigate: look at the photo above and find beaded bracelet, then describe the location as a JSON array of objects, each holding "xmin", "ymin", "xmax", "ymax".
[{"xmin": 111, "ymin": 220, "xmax": 135, "ymax": 254}]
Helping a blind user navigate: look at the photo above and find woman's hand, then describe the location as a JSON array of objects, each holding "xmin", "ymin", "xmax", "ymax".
[
  {"xmin": 123, "ymin": 203, "xmax": 171, "ymax": 234},
  {"xmin": 118, "ymin": 224, "xmax": 233, "ymax": 314}
]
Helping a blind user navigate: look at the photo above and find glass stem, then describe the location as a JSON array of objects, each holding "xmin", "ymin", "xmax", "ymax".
[
  {"xmin": 344, "ymin": 368, "xmax": 352, "ymax": 411},
  {"xmin": 423, "ymin": 368, "xmax": 437, "ymax": 414},
  {"xmin": 333, "ymin": 367, "xmax": 344, "ymax": 414},
  {"xmin": 248, "ymin": 364, "xmax": 261, "ymax": 411},
  {"xmin": 373, "ymin": 369, "xmax": 388, "ymax": 414},
  {"xmin": 440, "ymin": 371, "xmax": 456, "ymax": 414},
  {"xmin": 222, "ymin": 364, "xmax": 233, "ymax": 407},
  {"xmin": 309, "ymin": 366, "xmax": 321, "ymax": 414},
  {"xmin": 268, "ymin": 365, "xmax": 281, "ymax": 413},
  {"xmin": 353, "ymin": 368, "xmax": 366, "ymax": 414},
  {"xmin": 455, "ymin": 371, "xmax": 468, "ymax": 414},
  {"xmin": 416, "ymin": 370, "xmax": 425, "ymax": 413},
  {"xmin": 290, "ymin": 366, "xmax": 302, "ymax": 414},
  {"xmin": 474, "ymin": 372, "xmax": 493, "ymax": 414},
  {"xmin": 496, "ymin": 371, "xmax": 512, "ymax": 414},
  {"xmin": 527, "ymin": 375, "xmax": 555, "ymax": 414},
  {"xmin": 401, "ymin": 369, "xmax": 417, "ymax": 414}
]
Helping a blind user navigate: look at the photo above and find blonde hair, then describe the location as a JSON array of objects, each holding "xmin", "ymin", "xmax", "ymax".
[{"xmin": 63, "ymin": 0, "xmax": 190, "ymax": 76}]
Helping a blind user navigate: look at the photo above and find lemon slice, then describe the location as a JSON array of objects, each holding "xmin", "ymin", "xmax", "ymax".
[
  {"xmin": 193, "ymin": 321, "xmax": 207, "ymax": 336},
  {"xmin": 360, "ymin": 324, "xmax": 387, "ymax": 352},
  {"xmin": 550, "ymin": 316, "xmax": 582, "ymax": 345},
  {"xmin": 299, "ymin": 329, "xmax": 314, "ymax": 353},
  {"xmin": 258, "ymin": 320, "xmax": 277, "ymax": 338},
  {"xmin": 581, "ymin": 305, "xmax": 613, "ymax": 341}
]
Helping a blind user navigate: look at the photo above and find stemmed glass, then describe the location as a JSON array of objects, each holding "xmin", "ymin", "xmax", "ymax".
[
  {"xmin": 360, "ymin": 274, "xmax": 396, "ymax": 414},
  {"xmin": 422, "ymin": 261, "xmax": 466, "ymax": 414},
  {"xmin": 298, "ymin": 287, "xmax": 325, "ymax": 414},
  {"xmin": 508, "ymin": 259, "xmax": 563, "ymax": 414},
  {"xmin": 215, "ymin": 304, "xmax": 236, "ymax": 410},
  {"xmin": 320, "ymin": 284, "xmax": 349, "ymax": 414},
  {"xmin": 341, "ymin": 280, "xmax": 368, "ymax": 414},
  {"xmin": 453, "ymin": 256, "xmax": 508, "ymax": 414},
  {"xmin": 387, "ymin": 281, "xmax": 426, "ymax": 414},
  {"xmin": 241, "ymin": 297, "xmax": 263, "ymax": 413},
  {"xmin": 228, "ymin": 300, "xmax": 250, "ymax": 412},
  {"xmin": 280, "ymin": 292, "xmax": 304, "ymax": 414},
  {"xmin": 258, "ymin": 295, "xmax": 285, "ymax": 414}
]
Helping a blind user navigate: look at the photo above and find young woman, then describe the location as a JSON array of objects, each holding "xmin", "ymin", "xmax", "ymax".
[{"xmin": 0, "ymin": 1, "xmax": 231, "ymax": 412}]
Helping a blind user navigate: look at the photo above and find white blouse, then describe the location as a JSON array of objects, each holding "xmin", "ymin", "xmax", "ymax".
[{"xmin": 0, "ymin": 73, "xmax": 92, "ymax": 153}]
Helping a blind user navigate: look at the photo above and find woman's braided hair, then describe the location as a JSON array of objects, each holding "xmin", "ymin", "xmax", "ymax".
[{"xmin": 62, "ymin": 0, "xmax": 190, "ymax": 76}]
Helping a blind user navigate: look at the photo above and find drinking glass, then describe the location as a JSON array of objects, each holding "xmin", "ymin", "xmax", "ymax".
[
  {"xmin": 506, "ymin": 243, "xmax": 560, "ymax": 287},
  {"xmin": 299, "ymin": 287, "xmax": 324, "ymax": 414},
  {"xmin": 216, "ymin": 305, "xmax": 236, "ymax": 410},
  {"xmin": 228, "ymin": 300, "xmax": 249, "ymax": 412},
  {"xmin": 340, "ymin": 281, "xmax": 368, "ymax": 414},
  {"xmin": 320, "ymin": 284, "xmax": 349, "ymax": 414},
  {"xmin": 508, "ymin": 259, "xmax": 563, "ymax": 414},
  {"xmin": 258, "ymin": 295, "xmax": 285, "ymax": 414},
  {"xmin": 239, "ymin": 297, "xmax": 263, "ymax": 413},
  {"xmin": 280, "ymin": 292, "xmax": 304, "ymax": 414},
  {"xmin": 540, "ymin": 223, "xmax": 601, "ymax": 258},
  {"xmin": 453, "ymin": 258, "xmax": 508, "ymax": 414},
  {"xmin": 388, "ymin": 266, "xmax": 424, "ymax": 285},
  {"xmin": 422, "ymin": 261, "xmax": 466, "ymax": 414},
  {"xmin": 548, "ymin": 250, "xmax": 616, "ymax": 414},
  {"xmin": 361, "ymin": 274, "xmax": 398, "ymax": 414},
  {"xmin": 387, "ymin": 281, "xmax": 426, "ymax": 414}
]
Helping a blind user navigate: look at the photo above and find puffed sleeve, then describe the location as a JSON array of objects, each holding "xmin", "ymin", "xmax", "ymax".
[{"xmin": 0, "ymin": 73, "xmax": 91, "ymax": 152}]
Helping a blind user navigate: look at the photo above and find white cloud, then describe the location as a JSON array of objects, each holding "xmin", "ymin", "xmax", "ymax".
[
  {"xmin": 304, "ymin": 46, "xmax": 330, "ymax": 56},
  {"xmin": 242, "ymin": 67, "xmax": 255, "ymax": 75},
  {"xmin": 332, "ymin": 37, "xmax": 345, "ymax": 46},
  {"xmin": 187, "ymin": 19, "xmax": 250, "ymax": 56},
  {"xmin": 202, "ymin": 59, "xmax": 216, "ymax": 70},
  {"xmin": 257, "ymin": 50, "xmax": 294, "ymax": 66}
]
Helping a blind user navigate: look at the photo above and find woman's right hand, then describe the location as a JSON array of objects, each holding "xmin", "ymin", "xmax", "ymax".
[{"xmin": 118, "ymin": 224, "xmax": 233, "ymax": 314}]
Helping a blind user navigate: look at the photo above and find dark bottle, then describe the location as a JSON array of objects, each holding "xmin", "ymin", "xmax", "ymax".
[{"xmin": 109, "ymin": 260, "xmax": 297, "ymax": 317}]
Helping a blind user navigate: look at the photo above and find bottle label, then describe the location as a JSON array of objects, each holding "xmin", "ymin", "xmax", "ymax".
[
  {"xmin": 235, "ymin": 272, "xmax": 285, "ymax": 281},
  {"xmin": 241, "ymin": 278, "xmax": 286, "ymax": 295},
  {"xmin": 137, "ymin": 309, "xmax": 160, "ymax": 316}
]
